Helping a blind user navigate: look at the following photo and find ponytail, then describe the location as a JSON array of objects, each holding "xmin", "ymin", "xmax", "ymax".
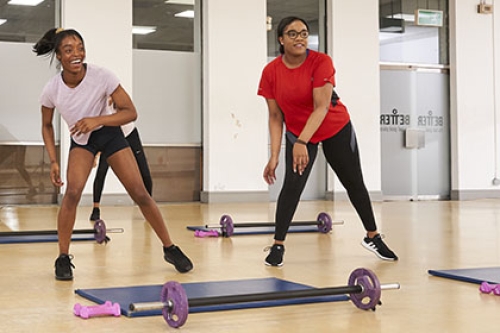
[
  {"xmin": 32, "ymin": 28, "xmax": 85, "ymax": 66},
  {"xmin": 32, "ymin": 28, "xmax": 59, "ymax": 56}
]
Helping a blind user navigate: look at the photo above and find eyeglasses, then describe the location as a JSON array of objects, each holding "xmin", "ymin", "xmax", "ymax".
[{"xmin": 284, "ymin": 30, "xmax": 309, "ymax": 39}]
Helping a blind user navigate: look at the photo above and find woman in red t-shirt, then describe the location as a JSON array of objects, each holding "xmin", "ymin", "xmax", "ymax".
[{"xmin": 258, "ymin": 16, "xmax": 398, "ymax": 266}]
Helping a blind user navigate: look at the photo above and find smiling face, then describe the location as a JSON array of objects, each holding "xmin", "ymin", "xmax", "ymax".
[
  {"xmin": 56, "ymin": 35, "xmax": 86, "ymax": 74},
  {"xmin": 279, "ymin": 20, "xmax": 309, "ymax": 57}
]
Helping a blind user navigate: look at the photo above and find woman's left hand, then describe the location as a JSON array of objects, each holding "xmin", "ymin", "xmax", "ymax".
[{"xmin": 293, "ymin": 143, "xmax": 309, "ymax": 175}]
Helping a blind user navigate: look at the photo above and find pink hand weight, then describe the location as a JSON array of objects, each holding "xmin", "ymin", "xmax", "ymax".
[
  {"xmin": 194, "ymin": 230, "xmax": 220, "ymax": 238},
  {"xmin": 479, "ymin": 281, "xmax": 500, "ymax": 295},
  {"xmin": 74, "ymin": 301, "xmax": 121, "ymax": 319}
]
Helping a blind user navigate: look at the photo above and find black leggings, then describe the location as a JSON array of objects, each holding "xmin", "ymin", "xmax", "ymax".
[
  {"xmin": 93, "ymin": 128, "xmax": 153, "ymax": 203},
  {"xmin": 274, "ymin": 121, "xmax": 377, "ymax": 241}
]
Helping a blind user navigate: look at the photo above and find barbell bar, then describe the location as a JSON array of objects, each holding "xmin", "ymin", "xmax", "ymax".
[
  {"xmin": 204, "ymin": 212, "xmax": 343, "ymax": 237},
  {"xmin": 129, "ymin": 268, "xmax": 400, "ymax": 328},
  {"xmin": 0, "ymin": 219, "xmax": 122, "ymax": 244}
]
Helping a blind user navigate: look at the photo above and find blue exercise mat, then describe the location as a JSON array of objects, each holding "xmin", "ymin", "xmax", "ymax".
[
  {"xmin": 75, "ymin": 277, "xmax": 350, "ymax": 317},
  {"xmin": 187, "ymin": 225, "xmax": 320, "ymax": 235},
  {"xmin": 428, "ymin": 267, "xmax": 500, "ymax": 284},
  {"xmin": 0, "ymin": 233, "xmax": 95, "ymax": 244}
]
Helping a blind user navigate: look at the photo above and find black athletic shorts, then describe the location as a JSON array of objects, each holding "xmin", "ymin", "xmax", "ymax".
[{"xmin": 70, "ymin": 126, "xmax": 130, "ymax": 159}]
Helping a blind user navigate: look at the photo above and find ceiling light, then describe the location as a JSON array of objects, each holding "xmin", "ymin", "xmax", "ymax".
[
  {"xmin": 165, "ymin": 0, "xmax": 194, "ymax": 5},
  {"xmin": 8, "ymin": 0, "xmax": 44, "ymax": 6},
  {"xmin": 174, "ymin": 10, "xmax": 194, "ymax": 18},
  {"xmin": 132, "ymin": 26, "xmax": 157, "ymax": 35},
  {"xmin": 0, "ymin": 19, "xmax": 6, "ymax": 26}
]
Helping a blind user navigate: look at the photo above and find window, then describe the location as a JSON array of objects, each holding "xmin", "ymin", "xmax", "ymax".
[
  {"xmin": 0, "ymin": 0, "xmax": 57, "ymax": 43},
  {"xmin": 267, "ymin": 0, "xmax": 325, "ymax": 58},
  {"xmin": 133, "ymin": 0, "xmax": 197, "ymax": 51},
  {"xmin": 379, "ymin": 0, "xmax": 449, "ymax": 65}
]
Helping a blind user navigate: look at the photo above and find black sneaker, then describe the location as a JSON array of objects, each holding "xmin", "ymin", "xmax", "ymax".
[
  {"xmin": 89, "ymin": 207, "xmax": 100, "ymax": 221},
  {"xmin": 163, "ymin": 245, "xmax": 193, "ymax": 273},
  {"xmin": 264, "ymin": 244, "xmax": 285, "ymax": 266},
  {"xmin": 361, "ymin": 234, "xmax": 398, "ymax": 261},
  {"xmin": 55, "ymin": 254, "xmax": 75, "ymax": 281}
]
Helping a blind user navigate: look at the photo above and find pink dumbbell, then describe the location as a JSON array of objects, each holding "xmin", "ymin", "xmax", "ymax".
[
  {"xmin": 74, "ymin": 301, "xmax": 121, "ymax": 319},
  {"xmin": 194, "ymin": 230, "xmax": 220, "ymax": 238},
  {"xmin": 479, "ymin": 281, "xmax": 500, "ymax": 295}
]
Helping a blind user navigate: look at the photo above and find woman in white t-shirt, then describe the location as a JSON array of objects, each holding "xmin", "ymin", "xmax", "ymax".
[{"xmin": 33, "ymin": 28, "xmax": 193, "ymax": 280}]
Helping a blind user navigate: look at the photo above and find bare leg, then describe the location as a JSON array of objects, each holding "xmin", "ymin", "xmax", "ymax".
[
  {"xmin": 107, "ymin": 148, "xmax": 173, "ymax": 247},
  {"xmin": 57, "ymin": 148, "xmax": 94, "ymax": 254}
]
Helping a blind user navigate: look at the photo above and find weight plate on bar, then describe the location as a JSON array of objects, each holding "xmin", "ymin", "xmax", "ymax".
[
  {"xmin": 93, "ymin": 220, "xmax": 107, "ymax": 244},
  {"xmin": 348, "ymin": 268, "xmax": 381, "ymax": 310},
  {"xmin": 317, "ymin": 212, "xmax": 333, "ymax": 233},
  {"xmin": 161, "ymin": 281, "xmax": 189, "ymax": 328},
  {"xmin": 219, "ymin": 215, "xmax": 234, "ymax": 237}
]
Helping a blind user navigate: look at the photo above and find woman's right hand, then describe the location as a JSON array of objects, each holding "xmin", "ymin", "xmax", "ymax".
[
  {"xmin": 263, "ymin": 157, "xmax": 279, "ymax": 185},
  {"xmin": 50, "ymin": 162, "xmax": 64, "ymax": 187},
  {"xmin": 293, "ymin": 143, "xmax": 309, "ymax": 175}
]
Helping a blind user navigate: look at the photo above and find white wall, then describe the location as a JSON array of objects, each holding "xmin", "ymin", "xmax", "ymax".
[
  {"xmin": 326, "ymin": 0, "xmax": 383, "ymax": 200},
  {"xmin": 450, "ymin": 0, "xmax": 500, "ymax": 199},
  {"xmin": 201, "ymin": 0, "xmax": 269, "ymax": 202}
]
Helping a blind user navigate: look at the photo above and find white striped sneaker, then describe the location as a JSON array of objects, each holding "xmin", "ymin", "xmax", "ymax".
[
  {"xmin": 264, "ymin": 244, "xmax": 285, "ymax": 266},
  {"xmin": 361, "ymin": 234, "xmax": 398, "ymax": 261}
]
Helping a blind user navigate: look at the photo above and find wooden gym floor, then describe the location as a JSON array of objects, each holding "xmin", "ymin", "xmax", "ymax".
[{"xmin": 1, "ymin": 199, "xmax": 499, "ymax": 332}]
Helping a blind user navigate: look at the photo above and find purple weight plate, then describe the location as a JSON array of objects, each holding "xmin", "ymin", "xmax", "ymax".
[
  {"xmin": 93, "ymin": 219, "xmax": 107, "ymax": 244},
  {"xmin": 316, "ymin": 212, "xmax": 333, "ymax": 233},
  {"xmin": 161, "ymin": 281, "xmax": 189, "ymax": 328},
  {"xmin": 219, "ymin": 214, "xmax": 234, "ymax": 237},
  {"xmin": 348, "ymin": 268, "xmax": 381, "ymax": 310}
]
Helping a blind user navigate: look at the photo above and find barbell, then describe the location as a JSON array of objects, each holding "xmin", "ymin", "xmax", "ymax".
[
  {"xmin": 0, "ymin": 219, "xmax": 122, "ymax": 244},
  {"xmin": 129, "ymin": 268, "xmax": 400, "ymax": 328},
  {"xmin": 204, "ymin": 212, "xmax": 343, "ymax": 237}
]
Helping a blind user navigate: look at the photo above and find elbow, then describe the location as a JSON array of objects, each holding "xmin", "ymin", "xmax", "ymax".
[
  {"xmin": 131, "ymin": 109, "xmax": 138, "ymax": 122},
  {"xmin": 270, "ymin": 112, "xmax": 283, "ymax": 123},
  {"xmin": 42, "ymin": 123, "xmax": 53, "ymax": 132},
  {"xmin": 123, "ymin": 106, "xmax": 138, "ymax": 122}
]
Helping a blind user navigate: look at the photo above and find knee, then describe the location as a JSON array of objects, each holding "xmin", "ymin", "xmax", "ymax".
[
  {"xmin": 130, "ymin": 190, "xmax": 152, "ymax": 206},
  {"xmin": 63, "ymin": 186, "xmax": 83, "ymax": 204}
]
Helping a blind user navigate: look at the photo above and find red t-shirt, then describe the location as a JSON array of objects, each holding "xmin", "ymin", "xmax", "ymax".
[{"xmin": 258, "ymin": 49, "xmax": 350, "ymax": 143}]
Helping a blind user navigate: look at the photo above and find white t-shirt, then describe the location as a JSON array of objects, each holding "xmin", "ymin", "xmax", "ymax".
[{"xmin": 39, "ymin": 64, "xmax": 120, "ymax": 145}]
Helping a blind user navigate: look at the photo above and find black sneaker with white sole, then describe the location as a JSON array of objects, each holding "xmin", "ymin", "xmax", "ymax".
[
  {"xmin": 55, "ymin": 254, "xmax": 75, "ymax": 281},
  {"xmin": 264, "ymin": 244, "xmax": 285, "ymax": 266},
  {"xmin": 361, "ymin": 234, "xmax": 398, "ymax": 261}
]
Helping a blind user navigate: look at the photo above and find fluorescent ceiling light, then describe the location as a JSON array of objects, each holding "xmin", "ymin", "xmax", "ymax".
[
  {"xmin": 8, "ymin": 0, "xmax": 44, "ymax": 6},
  {"xmin": 132, "ymin": 26, "xmax": 157, "ymax": 35},
  {"xmin": 165, "ymin": 0, "xmax": 194, "ymax": 5},
  {"xmin": 0, "ymin": 19, "xmax": 6, "ymax": 26},
  {"xmin": 175, "ymin": 10, "xmax": 194, "ymax": 18}
]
